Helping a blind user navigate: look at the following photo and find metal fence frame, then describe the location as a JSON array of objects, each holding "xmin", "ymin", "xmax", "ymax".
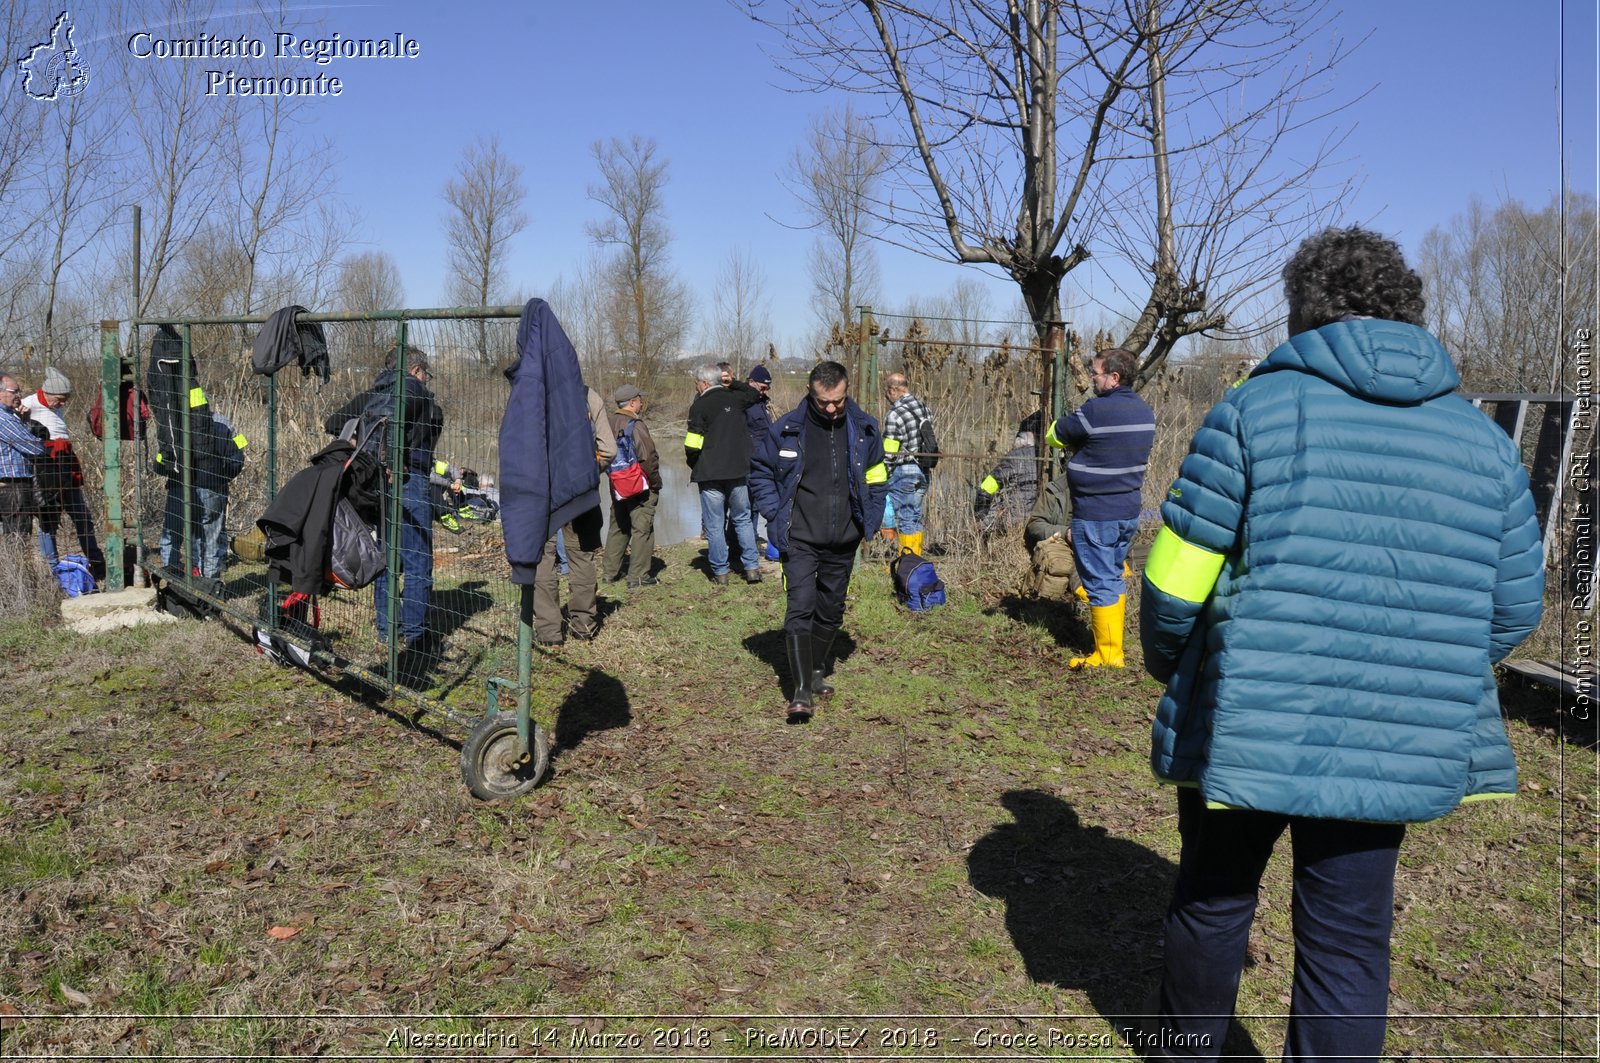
[{"xmin": 99, "ymin": 306, "xmax": 549, "ymax": 799}]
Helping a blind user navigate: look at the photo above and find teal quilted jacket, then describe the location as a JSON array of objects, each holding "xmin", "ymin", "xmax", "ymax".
[{"xmin": 1141, "ymin": 319, "xmax": 1545, "ymax": 822}]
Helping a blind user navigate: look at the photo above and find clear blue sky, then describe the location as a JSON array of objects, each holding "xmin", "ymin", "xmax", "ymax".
[{"xmin": 102, "ymin": 0, "xmax": 1599, "ymax": 354}]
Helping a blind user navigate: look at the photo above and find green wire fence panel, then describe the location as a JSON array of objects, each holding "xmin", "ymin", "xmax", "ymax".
[{"xmin": 116, "ymin": 307, "xmax": 534, "ymax": 738}]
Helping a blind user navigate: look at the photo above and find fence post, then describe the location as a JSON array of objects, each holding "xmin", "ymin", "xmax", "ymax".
[{"xmin": 99, "ymin": 321, "xmax": 124, "ymax": 590}]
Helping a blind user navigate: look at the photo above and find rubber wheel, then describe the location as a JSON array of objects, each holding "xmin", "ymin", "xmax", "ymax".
[{"xmin": 460, "ymin": 713, "xmax": 549, "ymax": 800}]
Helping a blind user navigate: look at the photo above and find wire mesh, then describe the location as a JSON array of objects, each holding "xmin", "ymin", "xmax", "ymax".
[{"xmin": 123, "ymin": 307, "xmax": 530, "ymax": 728}]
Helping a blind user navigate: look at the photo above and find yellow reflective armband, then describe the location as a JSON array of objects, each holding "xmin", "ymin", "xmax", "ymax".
[
  {"xmin": 1144, "ymin": 525, "xmax": 1226, "ymax": 603},
  {"xmin": 233, "ymin": 434, "xmax": 248, "ymax": 450},
  {"xmin": 188, "ymin": 387, "xmax": 206, "ymax": 408},
  {"xmin": 883, "ymin": 437, "xmax": 902, "ymax": 454},
  {"xmin": 434, "ymin": 460, "xmax": 449, "ymax": 476},
  {"xmin": 683, "ymin": 431, "xmax": 704, "ymax": 451},
  {"xmin": 1044, "ymin": 418, "xmax": 1065, "ymax": 449},
  {"xmin": 980, "ymin": 474, "xmax": 1000, "ymax": 495},
  {"xmin": 863, "ymin": 462, "xmax": 887, "ymax": 484}
]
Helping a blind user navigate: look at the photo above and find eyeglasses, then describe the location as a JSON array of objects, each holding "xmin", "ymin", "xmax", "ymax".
[{"xmin": 0, "ymin": 386, "xmax": 18, "ymax": 394}]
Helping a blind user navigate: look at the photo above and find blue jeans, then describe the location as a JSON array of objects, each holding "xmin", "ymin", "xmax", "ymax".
[
  {"xmin": 159, "ymin": 481, "xmax": 227, "ymax": 580},
  {"xmin": 39, "ymin": 482, "xmax": 107, "ymax": 580},
  {"xmin": 374, "ymin": 473, "xmax": 433, "ymax": 641},
  {"xmin": 698, "ymin": 479, "xmax": 758, "ymax": 575},
  {"xmin": 1155, "ymin": 787, "xmax": 1405, "ymax": 1061},
  {"xmin": 1071, "ymin": 516, "xmax": 1139, "ymax": 606},
  {"xmin": 887, "ymin": 464, "xmax": 926, "ymax": 535}
]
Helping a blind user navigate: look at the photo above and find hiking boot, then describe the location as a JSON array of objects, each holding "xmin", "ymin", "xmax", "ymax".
[
  {"xmin": 439, "ymin": 512, "xmax": 463, "ymax": 534},
  {"xmin": 627, "ymin": 575, "xmax": 659, "ymax": 588},
  {"xmin": 712, "ymin": 573, "xmax": 730, "ymax": 586},
  {"xmin": 743, "ymin": 568, "xmax": 763, "ymax": 584}
]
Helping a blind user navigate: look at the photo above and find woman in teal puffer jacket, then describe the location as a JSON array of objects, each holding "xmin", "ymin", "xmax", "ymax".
[{"xmin": 1136, "ymin": 228, "xmax": 1544, "ymax": 1062}]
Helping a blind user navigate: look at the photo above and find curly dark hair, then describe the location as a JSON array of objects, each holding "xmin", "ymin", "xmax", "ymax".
[{"xmin": 1282, "ymin": 227, "xmax": 1425, "ymax": 333}]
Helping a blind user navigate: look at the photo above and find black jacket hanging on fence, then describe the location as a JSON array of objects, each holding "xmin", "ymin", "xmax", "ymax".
[
  {"xmin": 257, "ymin": 438, "xmax": 383, "ymax": 595},
  {"xmin": 251, "ymin": 304, "xmax": 330, "ymax": 383}
]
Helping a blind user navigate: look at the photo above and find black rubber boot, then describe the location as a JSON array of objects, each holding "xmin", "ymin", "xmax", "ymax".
[
  {"xmin": 784, "ymin": 630, "xmax": 815, "ymax": 722},
  {"xmin": 810, "ymin": 626, "xmax": 838, "ymax": 699}
]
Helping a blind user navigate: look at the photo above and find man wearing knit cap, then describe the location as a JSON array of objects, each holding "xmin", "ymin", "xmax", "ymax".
[
  {"xmin": 23, "ymin": 367, "xmax": 106, "ymax": 582},
  {"xmin": 603, "ymin": 384, "xmax": 662, "ymax": 588}
]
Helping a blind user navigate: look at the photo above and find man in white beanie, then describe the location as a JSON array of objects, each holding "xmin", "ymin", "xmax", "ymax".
[{"xmin": 23, "ymin": 367, "xmax": 106, "ymax": 582}]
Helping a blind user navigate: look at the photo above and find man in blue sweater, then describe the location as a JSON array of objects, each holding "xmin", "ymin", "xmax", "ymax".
[{"xmin": 1045, "ymin": 347, "xmax": 1155, "ymax": 668}]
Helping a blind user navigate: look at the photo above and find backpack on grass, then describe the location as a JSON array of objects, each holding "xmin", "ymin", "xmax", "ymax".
[{"xmin": 890, "ymin": 549, "xmax": 946, "ymax": 612}]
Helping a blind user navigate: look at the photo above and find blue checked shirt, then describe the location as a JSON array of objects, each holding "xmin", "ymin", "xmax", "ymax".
[{"xmin": 0, "ymin": 406, "xmax": 44, "ymax": 479}]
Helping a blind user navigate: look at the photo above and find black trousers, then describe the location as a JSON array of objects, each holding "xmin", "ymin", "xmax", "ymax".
[{"xmin": 782, "ymin": 537, "xmax": 858, "ymax": 638}]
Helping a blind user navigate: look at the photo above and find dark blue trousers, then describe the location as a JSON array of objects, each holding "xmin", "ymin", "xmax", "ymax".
[
  {"xmin": 374, "ymin": 473, "xmax": 433, "ymax": 642},
  {"xmin": 1155, "ymin": 787, "xmax": 1405, "ymax": 1062}
]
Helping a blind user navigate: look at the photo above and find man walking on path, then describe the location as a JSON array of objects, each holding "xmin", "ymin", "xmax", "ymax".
[
  {"xmin": 751, "ymin": 361, "xmax": 888, "ymax": 723},
  {"xmin": 1045, "ymin": 347, "xmax": 1155, "ymax": 668},
  {"xmin": 881, "ymin": 372, "xmax": 934, "ymax": 556}
]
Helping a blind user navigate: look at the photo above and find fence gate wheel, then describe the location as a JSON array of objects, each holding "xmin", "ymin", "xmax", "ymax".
[{"xmin": 460, "ymin": 713, "xmax": 549, "ymax": 800}]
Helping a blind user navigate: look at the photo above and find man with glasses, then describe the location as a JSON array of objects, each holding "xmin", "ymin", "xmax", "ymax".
[
  {"xmin": 750, "ymin": 361, "xmax": 888, "ymax": 722},
  {"xmin": 1044, "ymin": 347, "xmax": 1156, "ymax": 668},
  {"xmin": 0, "ymin": 374, "xmax": 45, "ymax": 538}
]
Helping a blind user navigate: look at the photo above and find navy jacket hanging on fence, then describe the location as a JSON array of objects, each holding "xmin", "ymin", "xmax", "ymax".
[{"xmin": 499, "ymin": 298, "xmax": 600, "ymax": 585}]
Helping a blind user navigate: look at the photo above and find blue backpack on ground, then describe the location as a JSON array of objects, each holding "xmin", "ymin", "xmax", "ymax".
[
  {"xmin": 890, "ymin": 549, "xmax": 945, "ymax": 612},
  {"xmin": 53, "ymin": 554, "xmax": 96, "ymax": 597}
]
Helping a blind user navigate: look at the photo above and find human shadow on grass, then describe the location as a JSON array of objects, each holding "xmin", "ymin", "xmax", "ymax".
[
  {"xmin": 1498, "ymin": 672, "xmax": 1598, "ymax": 750},
  {"xmin": 742, "ymin": 628, "xmax": 858, "ymax": 703},
  {"xmin": 991, "ymin": 594, "xmax": 1091, "ymax": 653},
  {"xmin": 552, "ymin": 668, "xmax": 631, "ymax": 758},
  {"xmin": 431, "ymin": 580, "xmax": 496, "ymax": 640},
  {"xmin": 967, "ymin": 789, "xmax": 1265, "ymax": 1063}
]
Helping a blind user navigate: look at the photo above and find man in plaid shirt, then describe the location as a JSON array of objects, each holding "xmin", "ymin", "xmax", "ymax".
[{"xmin": 881, "ymin": 372, "xmax": 934, "ymax": 555}]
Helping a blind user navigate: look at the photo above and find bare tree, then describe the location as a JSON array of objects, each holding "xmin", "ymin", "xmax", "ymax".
[
  {"xmin": 442, "ymin": 134, "xmax": 528, "ymax": 363},
  {"xmin": 0, "ymin": 0, "xmax": 50, "ymax": 269},
  {"xmin": 111, "ymin": 0, "xmax": 239, "ymax": 315},
  {"xmin": 788, "ymin": 106, "xmax": 887, "ymax": 331},
  {"xmin": 710, "ymin": 248, "xmax": 772, "ymax": 375},
  {"xmin": 335, "ymin": 250, "xmax": 406, "ymax": 364},
  {"xmin": 587, "ymin": 135, "xmax": 693, "ymax": 389},
  {"xmin": 546, "ymin": 252, "xmax": 614, "ymax": 384},
  {"xmin": 749, "ymin": 0, "xmax": 1356, "ymax": 383},
  {"xmin": 1418, "ymin": 192, "xmax": 1598, "ymax": 393},
  {"xmin": 35, "ymin": 58, "xmax": 120, "ymax": 362}
]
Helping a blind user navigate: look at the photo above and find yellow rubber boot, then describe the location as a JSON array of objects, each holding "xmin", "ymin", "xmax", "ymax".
[
  {"xmin": 900, "ymin": 531, "xmax": 924, "ymax": 556},
  {"xmin": 1069, "ymin": 596, "xmax": 1126, "ymax": 669}
]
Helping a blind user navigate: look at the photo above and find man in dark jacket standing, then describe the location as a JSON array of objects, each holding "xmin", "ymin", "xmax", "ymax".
[
  {"xmin": 1045, "ymin": 347, "xmax": 1155, "ymax": 668},
  {"xmin": 325, "ymin": 346, "xmax": 443, "ymax": 651},
  {"xmin": 750, "ymin": 361, "xmax": 888, "ymax": 723},
  {"xmin": 685, "ymin": 362, "xmax": 765, "ymax": 584}
]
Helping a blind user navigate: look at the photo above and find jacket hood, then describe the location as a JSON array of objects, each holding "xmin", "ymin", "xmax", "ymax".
[{"xmin": 1261, "ymin": 319, "xmax": 1459, "ymax": 404}]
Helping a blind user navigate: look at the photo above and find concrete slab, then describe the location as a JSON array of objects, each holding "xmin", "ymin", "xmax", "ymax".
[{"xmin": 61, "ymin": 586, "xmax": 181, "ymax": 634}]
